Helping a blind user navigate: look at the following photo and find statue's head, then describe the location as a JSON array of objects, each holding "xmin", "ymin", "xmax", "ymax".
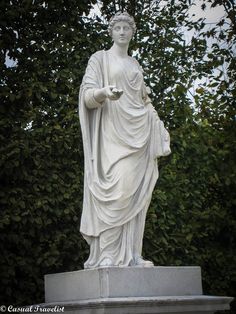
[{"xmin": 108, "ymin": 12, "xmax": 136, "ymax": 37}]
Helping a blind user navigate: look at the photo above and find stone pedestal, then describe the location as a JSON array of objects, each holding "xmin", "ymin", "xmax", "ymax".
[
  {"xmin": 33, "ymin": 266, "xmax": 233, "ymax": 313},
  {"xmin": 45, "ymin": 266, "xmax": 203, "ymax": 302}
]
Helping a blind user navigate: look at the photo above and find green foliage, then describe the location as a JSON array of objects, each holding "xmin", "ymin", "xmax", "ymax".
[
  {"xmin": 0, "ymin": 0, "xmax": 100, "ymax": 305},
  {"xmin": 0, "ymin": 0, "xmax": 235, "ymax": 311}
]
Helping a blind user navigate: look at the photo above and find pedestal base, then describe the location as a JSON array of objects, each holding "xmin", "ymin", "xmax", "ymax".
[
  {"xmin": 45, "ymin": 267, "xmax": 203, "ymax": 302},
  {"xmin": 33, "ymin": 295, "xmax": 232, "ymax": 314},
  {"xmin": 32, "ymin": 266, "xmax": 233, "ymax": 313}
]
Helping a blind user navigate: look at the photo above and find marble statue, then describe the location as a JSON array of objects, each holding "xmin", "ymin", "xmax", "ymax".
[{"xmin": 79, "ymin": 12, "xmax": 171, "ymax": 269}]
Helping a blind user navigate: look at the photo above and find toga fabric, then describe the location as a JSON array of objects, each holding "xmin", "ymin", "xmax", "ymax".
[{"xmin": 78, "ymin": 50, "xmax": 169, "ymax": 268}]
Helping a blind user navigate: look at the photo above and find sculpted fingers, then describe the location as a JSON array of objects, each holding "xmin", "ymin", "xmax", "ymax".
[
  {"xmin": 102, "ymin": 86, "xmax": 124, "ymax": 101},
  {"xmin": 111, "ymin": 87, "xmax": 123, "ymax": 99},
  {"xmin": 106, "ymin": 86, "xmax": 116, "ymax": 99}
]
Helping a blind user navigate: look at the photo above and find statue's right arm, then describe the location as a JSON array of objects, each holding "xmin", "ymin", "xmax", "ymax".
[
  {"xmin": 84, "ymin": 52, "xmax": 120, "ymax": 109},
  {"xmin": 85, "ymin": 86, "xmax": 119, "ymax": 109},
  {"xmin": 84, "ymin": 88, "xmax": 106, "ymax": 109}
]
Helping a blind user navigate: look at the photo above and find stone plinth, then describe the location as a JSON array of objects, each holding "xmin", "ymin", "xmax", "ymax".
[
  {"xmin": 45, "ymin": 266, "xmax": 202, "ymax": 303},
  {"xmin": 35, "ymin": 266, "xmax": 233, "ymax": 314},
  {"xmin": 34, "ymin": 296, "xmax": 233, "ymax": 314}
]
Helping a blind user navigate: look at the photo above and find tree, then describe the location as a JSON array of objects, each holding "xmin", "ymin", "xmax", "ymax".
[{"xmin": 0, "ymin": 0, "xmax": 99, "ymax": 305}]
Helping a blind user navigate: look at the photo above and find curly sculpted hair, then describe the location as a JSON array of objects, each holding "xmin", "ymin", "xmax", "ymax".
[{"xmin": 108, "ymin": 12, "xmax": 137, "ymax": 36}]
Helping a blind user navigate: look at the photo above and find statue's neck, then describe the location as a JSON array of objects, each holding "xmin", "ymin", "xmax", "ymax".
[{"xmin": 110, "ymin": 43, "xmax": 128, "ymax": 58}]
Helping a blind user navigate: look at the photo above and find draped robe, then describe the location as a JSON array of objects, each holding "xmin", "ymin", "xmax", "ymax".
[{"xmin": 79, "ymin": 50, "xmax": 170, "ymax": 268}]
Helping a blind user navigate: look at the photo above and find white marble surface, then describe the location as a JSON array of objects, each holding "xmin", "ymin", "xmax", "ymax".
[
  {"xmin": 79, "ymin": 12, "xmax": 170, "ymax": 269},
  {"xmin": 43, "ymin": 266, "xmax": 233, "ymax": 313},
  {"xmin": 34, "ymin": 295, "xmax": 233, "ymax": 314},
  {"xmin": 45, "ymin": 267, "xmax": 202, "ymax": 303}
]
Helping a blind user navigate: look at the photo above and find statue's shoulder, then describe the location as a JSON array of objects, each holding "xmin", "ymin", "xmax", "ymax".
[
  {"xmin": 90, "ymin": 50, "xmax": 104, "ymax": 62},
  {"xmin": 130, "ymin": 56, "xmax": 140, "ymax": 64},
  {"xmin": 129, "ymin": 56, "xmax": 143, "ymax": 71}
]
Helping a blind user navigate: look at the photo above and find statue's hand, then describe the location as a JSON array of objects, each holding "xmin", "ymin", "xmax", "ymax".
[
  {"xmin": 105, "ymin": 86, "xmax": 123, "ymax": 101},
  {"xmin": 93, "ymin": 86, "xmax": 123, "ymax": 103}
]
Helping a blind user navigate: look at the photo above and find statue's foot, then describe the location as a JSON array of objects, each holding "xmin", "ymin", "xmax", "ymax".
[
  {"xmin": 99, "ymin": 257, "xmax": 113, "ymax": 267},
  {"xmin": 134, "ymin": 256, "xmax": 154, "ymax": 267}
]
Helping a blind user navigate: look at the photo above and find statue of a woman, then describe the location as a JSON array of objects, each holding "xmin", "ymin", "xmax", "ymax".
[{"xmin": 79, "ymin": 12, "xmax": 170, "ymax": 269}]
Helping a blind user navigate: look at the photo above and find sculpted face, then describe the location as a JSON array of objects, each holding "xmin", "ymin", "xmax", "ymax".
[{"xmin": 111, "ymin": 21, "xmax": 133, "ymax": 46}]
